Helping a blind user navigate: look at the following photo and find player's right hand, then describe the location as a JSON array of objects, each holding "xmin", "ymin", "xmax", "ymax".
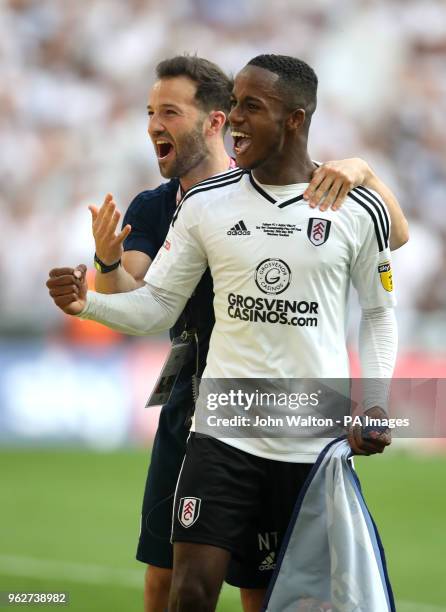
[
  {"xmin": 347, "ymin": 406, "xmax": 392, "ymax": 455},
  {"xmin": 46, "ymin": 265, "xmax": 88, "ymax": 316},
  {"xmin": 89, "ymin": 193, "xmax": 131, "ymax": 265}
]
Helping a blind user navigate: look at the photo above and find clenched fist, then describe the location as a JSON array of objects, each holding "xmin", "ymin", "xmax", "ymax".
[
  {"xmin": 347, "ymin": 405, "xmax": 392, "ymax": 455},
  {"xmin": 46, "ymin": 265, "xmax": 88, "ymax": 316}
]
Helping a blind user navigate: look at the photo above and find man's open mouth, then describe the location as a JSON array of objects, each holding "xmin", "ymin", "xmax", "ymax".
[
  {"xmin": 155, "ymin": 140, "xmax": 174, "ymax": 160},
  {"xmin": 231, "ymin": 131, "xmax": 252, "ymax": 155}
]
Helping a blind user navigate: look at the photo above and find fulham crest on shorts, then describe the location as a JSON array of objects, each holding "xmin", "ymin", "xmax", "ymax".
[{"xmin": 178, "ymin": 497, "xmax": 201, "ymax": 528}]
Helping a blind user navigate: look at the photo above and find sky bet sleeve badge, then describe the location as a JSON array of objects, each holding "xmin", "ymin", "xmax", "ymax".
[
  {"xmin": 378, "ymin": 261, "xmax": 393, "ymax": 291},
  {"xmin": 307, "ymin": 218, "xmax": 331, "ymax": 246}
]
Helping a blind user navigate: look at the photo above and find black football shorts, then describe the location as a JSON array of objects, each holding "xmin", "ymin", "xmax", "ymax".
[
  {"xmin": 136, "ymin": 401, "xmax": 191, "ymax": 568},
  {"xmin": 173, "ymin": 433, "xmax": 313, "ymax": 588}
]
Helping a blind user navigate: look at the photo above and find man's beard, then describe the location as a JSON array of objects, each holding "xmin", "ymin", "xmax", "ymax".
[{"xmin": 162, "ymin": 123, "xmax": 209, "ymax": 179}]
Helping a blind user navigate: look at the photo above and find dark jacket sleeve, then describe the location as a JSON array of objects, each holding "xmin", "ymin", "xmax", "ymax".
[{"xmin": 122, "ymin": 191, "xmax": 163, "ymax": 260}]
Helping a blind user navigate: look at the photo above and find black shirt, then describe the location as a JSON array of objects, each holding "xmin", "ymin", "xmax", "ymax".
[{"xmin": 122, "ymin": 180, "xmax": 214, "ymax": 407}]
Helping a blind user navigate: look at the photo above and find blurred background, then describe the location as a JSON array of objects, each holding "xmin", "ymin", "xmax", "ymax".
[{"xmin": 0, "ymin": 0, "xmax": 445, "ymax": 610}]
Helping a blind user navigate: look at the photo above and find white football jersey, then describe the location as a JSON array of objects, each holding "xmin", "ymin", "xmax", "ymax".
[{"xmin": 147, "ymin": 168, "xmax": 395, "ymax": 461}]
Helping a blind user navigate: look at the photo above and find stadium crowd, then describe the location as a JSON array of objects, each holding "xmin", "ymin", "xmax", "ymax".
[{"xmin": 1, "ymin": 0, "xmax": 445, "ymax": 350}]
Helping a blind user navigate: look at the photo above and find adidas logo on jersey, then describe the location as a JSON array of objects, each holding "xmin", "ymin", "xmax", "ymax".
[
  {"xmin": 227, "ymin": 220, "xmax": 251, "ymax": 235},
  {"xmin": 259, "ymin": 551, "xmax": 276, "ymax": 571}
]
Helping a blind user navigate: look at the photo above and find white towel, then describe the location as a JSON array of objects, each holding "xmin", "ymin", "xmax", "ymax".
[{"xmin": 263, "ymin": 438, "xmax": 395, "ymax": 612}]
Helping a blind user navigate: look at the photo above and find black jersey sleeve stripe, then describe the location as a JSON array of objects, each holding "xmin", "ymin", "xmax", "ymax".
[
  {"xmin": 350, "ymin": 189, "xmax": 388, "ymax": 249},
  {"xmin": 354, "ymin": 186, "xmax": 390, "ymax": 241},
  {"xmin": 171, "ymin": 173, "xmax": 245, "ymax": 226},
  {"xmin": 355, "ymin": 185, "xmax": 390, "ymax": 241},
  {"xmin": 348, "ymin": 191, "xmax": 385, "ymax": 252},
  {"xmin": 352, "ymin": 188, "xmax": 388, "ymax": 245},
  {"xmin": 355, "ymin": 184, "xmax": 385, "ymax": 210}
]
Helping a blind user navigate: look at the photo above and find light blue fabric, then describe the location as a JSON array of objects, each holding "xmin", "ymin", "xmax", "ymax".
[{"xmin": 263, "ymin": 438, "xmax": 395, "ymax": 612}]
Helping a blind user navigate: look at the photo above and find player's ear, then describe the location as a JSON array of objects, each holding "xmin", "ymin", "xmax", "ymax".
[
  {"xmin": 286, "ymin": 108, "xmax": 305, "ymax": 131},
  {"xmin": 206, "ymin": 110, "xmax": 227, "ymax": 135}
]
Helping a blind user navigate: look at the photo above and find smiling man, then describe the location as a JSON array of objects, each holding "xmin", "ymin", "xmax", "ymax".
[
  {"xmin": 89, "ymin": 57, "xmax": 239, "ymax": 612},
  {"xmin": 48, "ymin": 55, "xmax": 405, "ymax": 611}
]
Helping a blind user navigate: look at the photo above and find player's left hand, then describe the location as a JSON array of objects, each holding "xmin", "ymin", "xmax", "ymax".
[
  {"xmin": 89, "ymin": 193, "xmax": 131, "ymax": 266},
  {"xmin": 348, "ymin": 405, "xmax": 392, "ymax": 455},
  {"xmin": 304, "ymin": 158, "xmax": 369, "ymax": 211}
]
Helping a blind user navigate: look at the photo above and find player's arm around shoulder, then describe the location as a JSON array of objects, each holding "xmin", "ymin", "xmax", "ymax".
[
  {"xmin": 304, "ymin": 158, "xmax": 409, "ymax": 250},
  {"xmin": 361, "ymin": 164, "xmax": 409, "ymax": 251}
]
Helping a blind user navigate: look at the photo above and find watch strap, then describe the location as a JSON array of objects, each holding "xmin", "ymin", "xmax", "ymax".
[{"xmin": 94, "ymin": 253, "xmax": 121, "ymax": 273}]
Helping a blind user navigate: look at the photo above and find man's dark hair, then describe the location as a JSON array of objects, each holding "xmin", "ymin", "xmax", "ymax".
[
  {"xmin": 156, "ymin": 55, "xmax": 233, "ymax": 116},
  {"xmin": 247, "ymin": 54, "xmax": 318, "ymax": 123}
]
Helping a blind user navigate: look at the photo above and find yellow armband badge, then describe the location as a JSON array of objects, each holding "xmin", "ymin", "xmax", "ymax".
[{"xmin": 378, "ymin": 261, "xmax": 393, "ymax": 292}]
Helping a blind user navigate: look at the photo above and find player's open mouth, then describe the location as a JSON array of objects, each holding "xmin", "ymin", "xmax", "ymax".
[
  {"xmin": 155, "ymin": 140, "xmax": 174, "ymax": 160},
  {"xmin": 231, "ymin": 131, "xmax": 252, "ymax": 155}
]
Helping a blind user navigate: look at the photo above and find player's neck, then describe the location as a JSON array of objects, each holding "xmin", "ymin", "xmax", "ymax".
[
  {"xmin": 252, "ymin": 150, "xmax": 315, "ymax": 186},
  {"xmin": 180, "ymin": 145, "xmax": 231, "ymax": 192}
]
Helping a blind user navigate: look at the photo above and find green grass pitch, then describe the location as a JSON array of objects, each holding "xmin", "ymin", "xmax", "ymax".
[{"xmin": 0, "ymin": 448, "xmax": 445, "ymax": 611}]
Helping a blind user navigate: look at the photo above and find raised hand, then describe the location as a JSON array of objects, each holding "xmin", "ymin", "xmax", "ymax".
[
  {"xmin": 46, "ymin": 265, "xmax": 88, "ymax": 316},
  {"xmin": 89, "ymin": 193, "xmax": 131, "ymax": 265},
  {"xmin": 304, "ymin": 158, "xmax": 369, "ymax": 211}
]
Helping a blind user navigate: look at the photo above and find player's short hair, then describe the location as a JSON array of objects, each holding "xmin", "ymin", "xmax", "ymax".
[
  {"xmin": 156, "ymin": 55, "xmax": 233, "ymax": 116},
  {"xmin": 247, "ymin": 54, "xmax": 318, "ymax": 123}
]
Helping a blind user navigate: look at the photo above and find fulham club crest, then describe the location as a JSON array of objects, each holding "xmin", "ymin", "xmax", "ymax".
[
  {"xmin": 307, "ymin": 218, "xmax": 331, "ymax": 246},
  {"xmin": 178, "ymin": 497, "xmax": 201, "ymax": 528}
]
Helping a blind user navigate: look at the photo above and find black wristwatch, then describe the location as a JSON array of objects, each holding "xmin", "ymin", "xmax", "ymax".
[{"xmin": 94, "ymin": 253, "xmax": 121, "ymax": 273}]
